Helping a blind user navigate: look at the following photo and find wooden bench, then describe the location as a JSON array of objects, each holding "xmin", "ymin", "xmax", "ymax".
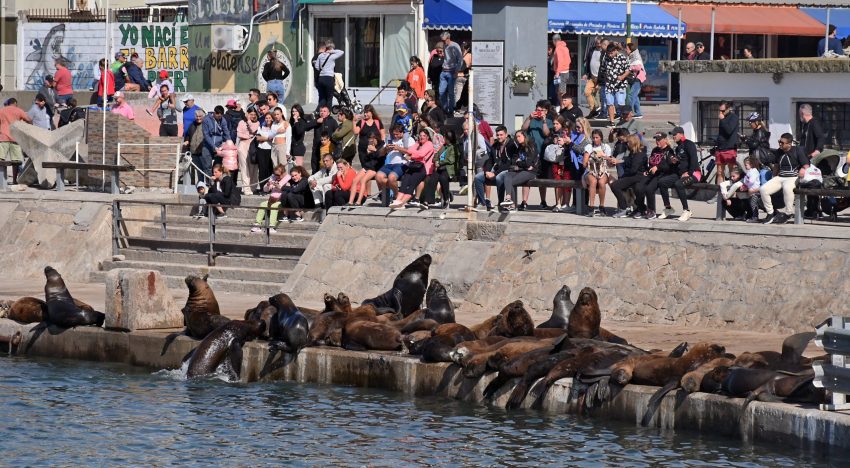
[
  {"xmin": 41, "ymin": 162, "xmax": 136, "ymax": 195},
  {"xmin": 793, "ymin": 187, "xmax": 850, "ymax": 224},
  {"xmin": 0, "ymin": 160, "xmax": 22, "ymax": 191}
]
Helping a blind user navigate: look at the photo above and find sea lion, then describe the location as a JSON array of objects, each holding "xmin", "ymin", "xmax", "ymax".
[
  {"xmin": 308, "ymin": 310, "xmax": 347, "ymax": 347},
  {"xmin": 733, "ymin": 332, "xmax": 817, "ymax": 372},
  {"xmin": 402, "ymin": 330, "xmax": 434, "ymax": 354},
  {"xmin": 186, "ymin": 319, "xmax": 265, "ymax": 380},
  {"xmin": 567, "ymin": 287, "xmax": 601, "ymax": 339},
  {"xmin": 463, "ymin": 338, "xmax": 556, "ymax": 378},
  {"xmin": 401, "ymin": 319, "xmax": 439, "ymax": 334},
  {"xmin": 533, "ymin": 328, "xmax": 567, "ymax": 339},
  {"xmin": 42, "ymin": 266, "xmax": 105, "ymax": 328},
  {"xmin": 482, "ymin": 347, "xmax": 560, "ymax": 401},
  {"xmin": 422, "ymin": 279, "xmax": 455, "ymax": 324},
  {"xmin": 449, "ymin": 336, "xmax": 538, "ymax": 367},
  {"xmin": 342, "ymin": 321, "xmax": 402, "ymax": 351},
  {"xmin": 680, "ymin": 357, "xmax": 735, "ymax": 393},
  {"xmin": 362, "ymin": 254, "xmax": 431, "ymax": 317},
  {"xmin": 5, "ymin": 297, "xmax": 47, "ymax": 323},
  {"xmin": 537, "ymin": 285, "xmax": 573, "ymax": 329},
  {"xmin": 161, "ymin": 275, "xmax": 229, "ymax": 356},
  {"xmin": 261, "ymin": 294, "xmax": 310, "ymax": 377},
  {"xmin": 488, "ymin": 301, "xmax": 534, "ymax": 338},
  {"xmin": 416, "ymin": 323, "xmax": 477, "ymax": 362},
  {"xmin": 336, "ymin": 292, "xmax": 353, "ymax": 313},
  {"xmin": 244, "ymin": 300, "xmax": 276, "ymax": 338},
  {"xmin": 470, "ymin": 315, "xmax": 500, "ymax": 339}
]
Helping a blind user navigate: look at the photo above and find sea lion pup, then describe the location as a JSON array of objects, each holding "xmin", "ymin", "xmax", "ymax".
[
  {"xmin": 362, "ymin": 254, "xmax": 432, "ymax": 317},
  {"xmin": 261, "ymin": 294, "xmax": 310, "ymax": 377},
  {"xmin": 342, "ymin": 321, "xmax": 403, "ymax": 351},
  {"xmin": 5, "ymin": 297, "xmax": 47, "ymax": 323},
  {"xmin": 680, "ymin": 357, "xmax": 736, "ymax": 393},
  {"xmin": 416, "ymin": 324, "xmax": 477, "ymax": 363},
  {"xmin": 488, "ymin": 301, "xmax": 534, "ymax": 338},
  {"xmin": 186, "ymin": 320, "xmax": 265, "ymax": 380},
  {"xmin": 537, "ymin": 285, "xmax": 573, "ymax": 329},
  {"xmin": 42, "ymin": 266, "xmax": 105, "ymax": 328},
  {"xmin": 422, "ymin": 279, "xmax": 455, "ymax": 324},
  {"xmin": 161, "ymin": 275, "xmax": 230, "ymax": 356}
]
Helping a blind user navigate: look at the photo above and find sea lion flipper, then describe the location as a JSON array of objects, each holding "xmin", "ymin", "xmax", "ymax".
[
  {"xmin": 181, "ymin": 347, "xmax": 196, "ymax": 363},
  {"xmin": 641, "ymin": 380, "xmax": 679, "ymax": 427},
  {"xmin": 668, "ymin": 342, "xmax": 689, "ymax": 358},
  {"xmin": 780, "ymin": 332, "xmax": 816, "ymax": 365},
  {"xmin": 161, "ymin": 330, "xmax": 185, "ymax": 356},
  {"xmin": 23, "ymin": 322, "xmax": 48, "ymax": 354},
  {"xmin": 227, "ymin": 341, "xmax": 243, "ymax": 381}
]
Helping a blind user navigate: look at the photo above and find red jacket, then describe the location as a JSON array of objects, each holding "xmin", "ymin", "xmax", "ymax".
[
  {"xmin": 332, "ymin": 167, "xmax": 357, "ymax": 192},
  {"xmin": 98, "ymin": 70, "xmax": 115, "ymax": 97},
  {"xmin": 553, "ymin": 40, "xmax": 571, "ymax": 74}
]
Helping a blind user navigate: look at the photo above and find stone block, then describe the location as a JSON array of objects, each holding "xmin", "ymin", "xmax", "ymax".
[
  {"xmin": 104, "ymin": 269, "xmax": 182, "ymax": 331},
  {"xmin": 10, "ymin": 120, "xmax": 85, "ymax": 188}
]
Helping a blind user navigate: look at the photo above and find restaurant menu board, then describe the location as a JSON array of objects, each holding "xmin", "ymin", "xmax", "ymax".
[{"xmin": 473, "ymin": 67, "xmax": 504, "ymax": 125}]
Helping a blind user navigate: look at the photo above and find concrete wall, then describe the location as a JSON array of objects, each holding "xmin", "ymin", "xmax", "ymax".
[
  {"xmin": 678, "ymin": 71, "xmax": 849, "ymax": 147},
  {"xmin": 285, "ymin": 208, "xmax": 849, "ymax": 334}
]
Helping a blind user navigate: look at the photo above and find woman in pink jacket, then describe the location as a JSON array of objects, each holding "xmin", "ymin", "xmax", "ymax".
[
  {"xmin": 389, "ymin": 128, "xmax": 436, "ymax": 209},
  {"xmin": 236, "ymin": 108, "xmax": 261, "ymax": 195}
]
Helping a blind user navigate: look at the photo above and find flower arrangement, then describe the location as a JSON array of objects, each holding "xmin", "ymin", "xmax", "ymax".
[{"xmin": 508, "ymin": 64, "xmax": 537, "ymax": 87}]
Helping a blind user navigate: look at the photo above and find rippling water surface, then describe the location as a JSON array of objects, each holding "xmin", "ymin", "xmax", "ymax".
[{"xmin": 1, "ymin": 356, "xmax": 847, "ymax": 466}]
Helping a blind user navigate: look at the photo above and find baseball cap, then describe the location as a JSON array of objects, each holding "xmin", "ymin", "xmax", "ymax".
[
  {"xmin": 653, "ymin": 131, "xmax": 666, "ymax": 140},
  {"xmin": 226, "ymin": 99, "xmax": 238, "ymax": 108},
  {"xmin": 159, "ymin": 70, "xmax": 169, "ymax": 79},
  {"xmin": 182, "ymin": 94, "xmax": 195, "ymax": 103},
  {"xmin": 671, "ymin": 126, "xmax": 685, "ymax": 136},
  {"xmin": 115, "ymin": 51, "xmax": 125, "ymax": 59},
  {"xmin": 44, "ymin": 74, "xmax": 54, "ymax": 82},
  {"xmin": 395, "ymin": 103, "xmax": 409, "ymax": 114},
  {"xmin": 695, "ymin": 42, "xmax": 705, "ymax": 48},
  {"xmin": 196, "ymin": 181, "xmax": 207, "ymax": 190}
]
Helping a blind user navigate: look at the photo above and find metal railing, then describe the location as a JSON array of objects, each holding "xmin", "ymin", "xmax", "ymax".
[{"xmin": 814, "ymin": 316, "xmax": 850, "ymax": 411}]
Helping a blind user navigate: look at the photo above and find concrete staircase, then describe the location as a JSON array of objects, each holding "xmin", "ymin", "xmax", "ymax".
[{"xmin": 89, "ymin": 197, "xmax": 322, "ymax": 295}]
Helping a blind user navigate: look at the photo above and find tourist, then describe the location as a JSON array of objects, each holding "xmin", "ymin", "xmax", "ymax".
[
  {"xmin": 262, "ymin": 49, "xmax": 290, "ymax": 99},
  {"xmin": 760, "ymin": 134, "xmax": 810, "ymax": 224},
  {"xmin": 112, "ymin": 52, "xmax": 138, "ymax": 92},
  {"xmin": 236, "ymin": 108, "xmax": 260, "ymax": 195},
  {"xmin": 626, "ymin": 42, "xmax": 645, "ymax": 119},
  {"xmin": 58, "ymin": 98, "xmax": 86, "ymax": 128},
  {"xmin": 271, "ymin": 107, "xmax": 290, "ymax": 169},
  {"xmin": 559, "ymin": 94, "xmax": 583, "ymax": 123},
  {"xmin": 0, "ymin": 98, "xmax": 32, "ymax": 184},
  {"xmin": 742, "ymin": 157, "xmax": 763, "ymax": 223},
  {"xmin": 719, "ymin": 168, "xmax": 748, "ymax": 220},
  {"xmin": 608, "ymin": 127, "xmax": 630, "ymax": 180},
  {"xmin": 596, "ymin": 39, "xmax": 610, "ymax": 115},
  {"xmin": 97, "ymin": 59, "xmax": 115, "ymax": 106},
  {"xmin": 407, "ymin": 56, "xmax": 427, "ymax": 103},
  {"xmin": 473, "ymin": 126, "xmax": 513, "ymax": 210},
  {"xmin": 634, "ymin": 132, "xmax": 675, "ymax": 220},
  {"xmin": 583, "ymin": 37, "xmax": 602, "ymax": 118},
  {"xmin": 354, "ymin": 105, "xmax": 386, "ymax": 158},
  {"xmin": 818, "ymin": 24, "xmax": 844, "ymax": 56},
  {"xmin": 613, "ymin": 109, "xmax": 643, "ymax": 137},
  {"xmin": 603, "ymin": 43, "xmax": 629, "ymax": 127},
  {"xmin": 53, "ymin": 59, "xmax": 74, "ymax": 105},
  {"xmin": 664, "ymin": 127, "xmax": 699, "ymax": 221},
  {"xmin": 149, "ymin": 84, "xmax": 178, "ymax": 136},
  {"xmin": 798, "ymin": 104, "xmax": 825, "ymax": 160},
  {"xmin": 306, "ymin": 105, "xmax": 338, "ymax": 174},
  {"xmin": 289, "ymin": 104, "xmax": 309, "ymax": 168},
  {"xmin": 181, "ymin": 95, "xmax": 203, "ymax": 138},
  {"xmin": 695, "ymin": 42, "xmax": 710, "ymax": 60},
  {"xmin": 741, "ymin": 45, "xmax": 755, "ymax": 59},
  {"xmin": 552, "ymin": 34, "xmax": 571, "ymax": 100},
  {"xmin": 397, "ymin": 83, "xmax": 419, "ymax": 119},
  {"xmin": 439, "ymin": 32, "xmax": 463, "ymax": 114},
  {"xmin": 333, "ymin": 107, "xmax": 355, "ymax": 163},
  {"xmin": 110, "ymin": 91, "xmax": 135, "ymax": 120},
  {"xmin": 501, "ymin": 130, "xmax": 538, "ymax": 211},
  {"xmin": 563, "ymin": 117, "xmax": 591, "ymax": 212},
  {"xmin": 547, "ymin": 44, "xmax": 557, "ymax": 105},
  {"xmin": 204, "ymin": 164, "xmax": 241, "ymax": 217},
  {"xmin": 349, "ymin": 132, "xmax": 384, "ymax": 206},
  {"xmin": 246, "ymin": 88, "xmax": 261, "ymax": 115},
  {"xmin": 714, "ymin": 101, "xmax": 739, "ymax": 183},
  {"xmin": 183, "ymin": 109, "xmax": 207, "ymax": 184},
  {"xmin": 318, "ymin": 131, "xmax": 334, "ymax": 159},
  {"xmin": 267, "ymin": 92, "xmax": 287, "ymax": 120},
  {"xmin": 389, "ymin": 128, "xmax": 436, "ymax": 209},
  {"xmin": 582, "ymin": 129, "xmax": 611, "ymax": 216},
  {"xmin": 124, "ymin": 54, "xmax": 148, "ymax": 92},
  {"xmin": 147, "ymin": 70, "xmax": 173, "ymax": 100},
  {"xmin": 454, "ymin": 42, "xmax": 472, "ymax": 112},
  {"xmin": 390, "ymin": 102, "xmax": 414, "ymax": 139},
  {"xmin": 313, "ymin": 41, "xmax": 344, "ymax": 109},
  {"xmin": 224, "ymin": 99, "xmax": 245, "ymax": 143},
  {"xmin": 194, "ymin": 181, "xmax": 208, "ymax": 217},
  {"xmin": 421, "ymin": 90, "xmax": 446, "ymax": 129},
  {"xmin": 423, "ymin": 129, "xmax": 458, "ymax": 209},
  {"xmin": 685, "ymin": 42, "xmax": 697, "ymax": 60},
  {"xmin": 27, "ymin": 94, "xmax": 51, "ymax": 130},
  {"xmin": 251, "ymin": 164, "xmax": 288, "ymax": 233},
  {"xmin": 308, "ymin": 153, "xmax": 338, "ymax": 207},
  {"xmin": 541, "ymin": 118, "xmax": 569, "ymax": 211},
  {"xmin": 521, "ymin": 100, "xmax": 553, "ymax": 158},
  {"xmin": 744, "ymin": 112, "xmax": 773, "ymax": 168},
  {"xmin": 37, "ymin": 75, "xmax": 57, "ymax": 127},
  {"xmin": 325, "ymin": 159, "xmax": 356, "ymax": 211},
  {"xmin": 255, "ymin": 113, "xmax": 276, "ymax": 184},
  {"xmin": 610, "ymin": 134, "xmax": 648, "ymax": 218},
  {"xmin": 202, "ymin": 105, "xmax": 231, "ymax": 167},
  {"xmin": 280, "ymin": 165, "xmax": 310, "ymax": 222}
]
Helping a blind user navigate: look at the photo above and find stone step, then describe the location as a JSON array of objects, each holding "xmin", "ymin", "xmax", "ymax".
[
  {"xmin": 148, "ymin": 215, "xmax": 322, "ymax": 232},
  {"xmin": 97, "ymin": 259, "xmax": 291, "ymax": 284},
  {"xmin": 139, "ymin": 224, "xmax": 314, "ymax": 248},
  {"xmin": 116, "ymin": 248, "xmax": 300, "ymax": 270},
  {"xmin": 89, "ymin": 270, "xmax": 282, "ymax": 296},
  {"xmin": 166, "ymin": 197, "xmax": 325, "ymax": 222}
]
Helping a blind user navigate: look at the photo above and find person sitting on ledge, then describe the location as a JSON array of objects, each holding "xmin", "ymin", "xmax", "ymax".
[
  {"xmin": 280, "ymin": 165, "xmax": 310, "ymax": 223},
  {"xmin": 325, "ymin": 159, "xmax": 356, "ymax": 211},
  {"xmin": 582, "ymin": 129, "xmax": 611, "ymax": 217},
  {"xmin": 473, "ymin": 125, "xmax": 513, "ymax": 211},
  {"xmin": 719, "ymin": 167, "xmax": 749, "ymax": 221},
  {"xmin": 609, "ymin": 134, "xmax": 647, "ymax": 218},
  {"xmin": 349, "ymin": 132, "xmax": 384, "ymax": 206},
  {"xmin": 251, "ymin": 164, "xmax": 288, "ymax": 233},
  {"xmin": 633, "ymin": 132, "xmax": 675, "ymax": 220},
  {"xmin": 204, "ymin": 164, "xmax": 241, "ymax": 218},
  {"xmin": 500, "ymin": 130, "xmax": 538, "ymax": 211},
  {"xmin": 389, "ymin": 128, "xmax": 436, "ymax": 209},
  {"xmin": 760, "ymin": 133, "xmax": 809, "ymax": 225},
  {"xmin": 308, "ymin": 153, "xmax": 338, "ymax": 208}
]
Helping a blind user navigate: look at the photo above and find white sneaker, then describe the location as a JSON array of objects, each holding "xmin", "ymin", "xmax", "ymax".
[
  {"xmin": 677, "ymin": 210, "xmax": 692, "ymax": 221},
  {"xmin": 458, "ymin": 185, "xmax": 469, "ymax": 196},
  {"xmin": 270, "ymin": 228, "xmax": 277, "ymax": 234},
  {"xmin": 250, "ymin": 226, "xmax": 261, "ymax": 233},
  {"xmin": 658, "ymin": 208, "xmax": 675, "ymax": 219}
]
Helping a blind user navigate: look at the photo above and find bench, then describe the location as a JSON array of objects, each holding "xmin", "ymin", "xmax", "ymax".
[
  {"xmin": 0, "ymin": 160, "xmax": 22, "ymax": 191},
  {"xmin": 41, "ymin": 162, "xmax": 136, "ymax": 195},
  {"xmin": 483, "ymin": 178, "xmax": 586, "ymax": 214},
  {"xmin": 793, "ymin": 187, "xmax": 850, "ymax": 224}
]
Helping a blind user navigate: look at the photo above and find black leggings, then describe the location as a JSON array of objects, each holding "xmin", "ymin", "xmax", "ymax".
[
  {"xmin": 611, "ymin": 174, "xmax": 646, "ymax": 210},
  {"xmin": 324, "ymin": 189, "xmax": 350, "ymax": 210},
  {"xmin": 256, "ymin": 147, "xmax": 273, "ymax": 186},
  {"xmin": 422, "ymin": 167, "xmax": 451, "ymax": 204},
  {"xmin": 317, "ymin": 76, "xmax": 335, "ymax": 109},
  {"xmin": 503, "ymin": 171, "xmax": 536, "ymax": 201},
  {"xmin": 159, "ymin": 123, "xmax": 179, "ymax": 137},
  {"xmin": 400, "ymin": 165, "xmax": 427, "ymax": 195},
  {"xmin": 281, "ymin": 192, "xmax": 306, "ymax": 209}
]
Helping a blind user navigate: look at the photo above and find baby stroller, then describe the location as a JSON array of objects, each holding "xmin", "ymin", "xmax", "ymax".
[{"xmin": 332, "ymin": 73, "xmax": 363, "ymax": 114}]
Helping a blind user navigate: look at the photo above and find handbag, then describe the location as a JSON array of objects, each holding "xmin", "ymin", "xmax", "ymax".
[
  {"xmin": 248, "ymin": 138, "xmax": 259, "ymax": 165},
  {"xmin": 543, "ymin": 145, "xmax": 565, "ymax": 164}
]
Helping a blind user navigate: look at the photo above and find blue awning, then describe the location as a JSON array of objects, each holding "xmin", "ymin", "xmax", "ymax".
[
  {"xmin": 548, "ymin": 1, "xmax": 685, "ymax": 38},
  {"xmin": 423, "ymin": 0, "xmax": 472, "ymax": 31},
  {"xmin": 802, "ymin": 8, "xmax": 850, "ymax": 38}
]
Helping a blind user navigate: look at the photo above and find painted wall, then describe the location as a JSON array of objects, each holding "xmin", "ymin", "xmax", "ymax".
[
  {"xmin": 678, "ymin": 72, "xmax": 849, "ymax": 147},
  {"xmin": 19, "ymin": 21, "xmax": 189, "ymax": 92}
]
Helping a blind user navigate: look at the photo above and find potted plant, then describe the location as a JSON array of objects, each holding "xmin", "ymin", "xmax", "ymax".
[{"xmin": 508, "ymin": 64, "xmax": 537, "ymax": 95}]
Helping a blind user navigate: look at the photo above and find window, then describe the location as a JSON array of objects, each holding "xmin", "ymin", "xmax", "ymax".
[
  {"xmin": 796, "ymin": 102, "xmax": 850, "ymax": 150},
  {"xmin": 348, "ymin": 17, "xmax": 380, "ymax": 87},
  {"xmin": 698, "ymin": 100, "xmax": 769, "ymax": 146},
  {"xmin": 316, "ymin": 18, "xmax": 346, "ymax": 76}
]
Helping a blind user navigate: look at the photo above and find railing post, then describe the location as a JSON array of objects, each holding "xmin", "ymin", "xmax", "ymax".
[
  {"xmin": 264, "ymin": 203, "xmax": 271, "ymax": 245},
  {"xmin": 208, "ymin": 207, "xmax": 216, "ymax": 266},
  {"xmin": 575, "ymin": 186, "xmax": 584, "ymax": 216},
  {"xmin": 112, "ymin": 200, "xmax": 121, "ymax": 256},
  {"xmin": 795, "ymin": 192, "xmax": 804, "ymax": 225},
  {"xmin": 715, "ymin": 190, "xmax": 725, "ymax": 221},
  {"xmin": 161, "ymin": 204, "xmax": 167, "ymax": 239}
]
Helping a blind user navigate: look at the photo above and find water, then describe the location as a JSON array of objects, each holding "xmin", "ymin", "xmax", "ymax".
[{"xmin": 1, "ymin": 356, "xmax": 847, "ymax": 467}]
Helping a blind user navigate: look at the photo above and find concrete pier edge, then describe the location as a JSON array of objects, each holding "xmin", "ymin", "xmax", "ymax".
[{"xmin": 3, "ymin": 319, "xmax": 848, "ymax": 452}]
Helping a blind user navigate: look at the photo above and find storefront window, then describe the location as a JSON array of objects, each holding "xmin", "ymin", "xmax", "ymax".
[
  {"xmin": 698, "ymin": 100, "xmax": 769, "ymax": 146},
  {"xmin": 348, "ymin": 17, "xmax": 380, "ymax": 87}
]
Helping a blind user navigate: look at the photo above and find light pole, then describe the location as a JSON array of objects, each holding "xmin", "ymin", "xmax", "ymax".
[{"xmin": 626, "ymin": 0, "xmax": 632, "ymax": 44}]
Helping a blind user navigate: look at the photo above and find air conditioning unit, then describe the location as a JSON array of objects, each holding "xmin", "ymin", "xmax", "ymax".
[{"xmin": 211, "ymin": 25, "xmax": 247, "ymax": 52}]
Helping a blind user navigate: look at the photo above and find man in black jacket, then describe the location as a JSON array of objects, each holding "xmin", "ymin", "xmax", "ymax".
[
  {"xmin": 473, "ymin": 126, "xmax": 514, "ymax": 210},
  {"xmin": 305, "ymin": 104, "xmax": 338, "ymax": 174},
  {"xmin": 798, "ymin": 103, "xmax": 824, "ymax": 160},
  {"xmin": 760, "ymin": 133, "xmax": 810, "ymax": 224},
  {"xmin": 714, "ymin": 101, "xmax": 739, "ymax": 183},
  {"xmin": 668, "ymin": 127, "xmax": 699, "ymax": 221}
]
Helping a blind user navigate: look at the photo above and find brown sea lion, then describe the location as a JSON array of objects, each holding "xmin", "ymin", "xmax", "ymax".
[
  {"xmin": 470, "ymin": 315, "xmax": 500, "ymax": 339},
  {"xmin": 336, "ymin": 292, "xmax": 352, "ymax": 314},
  {"xmin": 629, "ymin": 342, "xmax": 726, "ymax": 386},
  {"xmin": 567, "ymin": 287, "xmax": 601, "ymax": 339},
  {"xmin": 161, "ymin": 275, "xmax": 229, "ymax": 356},
  {"xmin": 416, "ymin": 324, "xmax": 477, "ymax": 362},
  {"xmin": 680, "ymin": 357, "xmax": 735, "ymax": 393},
  {"xmin": 342, "ymin": 321, "xmax": 402, "ymax": 351},
  {"xmin": 244, "ymin": 300, "xmax": 276, "ymax": 338},
  {"xmin": 361, "ymin": 254, "xmax": 432, "ymax": 317},
  {"xmin": 733, "ymin": 332, "xmax": 816, "ymax": 372},
  {"xmin": 400, "ymin": 319, "xmax": 439, "ymax": 334},
  {"xmin": 422, "ymin": 279, "xmax": 455, "ymax": 324},
  {"xmin": 308, "ymin": 310, "xmax": 347, "ymax": 346},
  {"xmin": 488, "ymin": 301, "xmax": 534, "ymax": 338},
  {"xmin": 6, "ymin": 297, "xmax": 47, "ymax": 323},
  {"xmin": 387, "ymin": 309, "xmax": 426, "ymax": 330},
  {"xmin": 464, "ymin": 338, "xmax": 556, "ymax": 378},
  {"xmin": 537, "ymin": 285, "xmax": 573, "ymax": 329},
  {"xmin": 534, "ymin": 328, "xmax": 567, "ymax": 339},
  {"xmin": 449, "ymin": 336, "xmax": 538, "ymax": 367},
  {"xmin": 482, "ymin": 347, "xmax": 561, "ymax": 401},
  {"xmin": 42, "ymin": 266, "xmax": 104, "ymax": 328},
  {"xmin": 402, "ymin": 330, "xmax": 434, "ymax": 354},
  {"xmin": 185, "ymin": 320, "xmax": 265, "ymax": 380}
]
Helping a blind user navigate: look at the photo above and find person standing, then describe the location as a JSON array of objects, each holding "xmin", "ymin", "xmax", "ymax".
[
  {"xmin": 684, "ymin": 42, "xmax": 697, "ymax": 60},
  {"xmin": 552, "ymin": 34, "xmax": 571, "ymax": 100},
  {"xmin": 224, "ymin": 99, "xmax": 245, "ymax": 143},
  {"xmin": 694, "ymin": 42, "xmax": 710, "ymax": 60},
  {"xmin": 603, "ymin": 43, "xmax": 630, "ymax": 127},
  {"xmin": 798, "ymin": 103, "xmax": 824, "ymax": 160},
  {"xmin": 97, "ymin": 59, "xmax": 115, "ymax": 106},
  {"xmin": 714, "ymin": 100, "xmax": 739, "ymax": 183},
  {"xmin": 427, "ymin": 43, "xmax": 445, "ymax": 101},
  {"xmin": 245, "ymin": 88, "xmax": 261, "ymax": 115},
  {"xmin": 626, "ymin": 42, "xmax": 645, "ymax": 119},
  {"xmin": 271, "ymin": 107, "xmax": 290, "ymax": 169},
  {"xmin": 453, "ymin": 42, "xmax": 472, "ymax": 112},
  {"xmin": 818, "ymin": 24, "xmax": 845, "ymax": 56},
  {"xmin": 406, "ymin": 56, "xmax": 427, "ymax": 102},
  {"xmin": 147, "ymin": 70, "xmax": 173, "ymax": 100},
  {"xmin": 439, "ymin": 32, "xmax": 462, "ymax": 115},
  {"xmin": 149, "ymin": 84, "xmax": 178, "ymax": 136},
  {"xmin": 180, "ymin": 95, "xmax": 203, "ymax": 138},
  {"xmin": 313, "ymin": 41, "xmax": 344, "ymax": 110},
  {"xmin": 27, "ymin": 94, "xmax": 51, "ymax": 130},
  {"xmin": 0, "ymin": 98, "xmax": 32, "ymax": 184},
  {"xmin": 53, "ymin": 59, "xmax": 74, "ymax": 105},
  {"xmin": 37, "ymin": 76, "xmax": 57, "ymax": 129},
  {"xmin": 262, "ymin": 49, "xmax": 290, "ymax": 99},
  {"xmin": 584, "ymin": 38, "xmax": 602, "ymax": 118},
  {"xmin": 110, "ymin": 91, "xmax": 135, "ymax": 120},
  {"xmin": 202, "ymin": 105, "xmax": 231, "ymax": 169},
  {"xmin": 289, "ymin": 104, "xmax": 309, "ymax": 168},
  {"xmin": 305, "ymin": 105, "xmax": 338, "ymax": 173},
  {"xmin": 236, "ymin": 108, "xmax": 260, "ymax": 195}
]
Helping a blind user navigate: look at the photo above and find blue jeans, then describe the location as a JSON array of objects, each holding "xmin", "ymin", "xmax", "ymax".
[
  {"xmin": 474, "ymin": 170, "xmax": 508, "ymax": 206},
  {"xmin": 630, "ymin": 80, "xmax": 642, "ymax": 116},
  {"xmin": 57, "ymin": 94, "xmax": 74, "ymax": 105},
  {"xmin": 439, "ymin": 71, "xmax": 456, "ymax": 114},
  {"xmin": 267, "ymin": 79, "xmax": 285, "ymax": 99}
]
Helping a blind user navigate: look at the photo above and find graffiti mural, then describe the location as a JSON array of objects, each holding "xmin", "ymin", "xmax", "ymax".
[
  {"xmin": 189, "ymin": 0, "xmax": 252, "ymax": 24},
  {"xmin": 114, "ymin": 23, "xmax": 190, "ymax": 92},
  {"xmin": 24, "ymin": 23, "xmax": 98, "ymax": 91}
]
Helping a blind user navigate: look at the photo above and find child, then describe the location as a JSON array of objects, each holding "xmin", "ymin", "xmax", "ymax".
[
  {"xmin": 719, "ymin": 167, "xmax": 747, "ymax": 220},
  {"xmin": 318, "ymin": 131, "xmax": 335, "ymax": 158},
  {"xmin": 391, "ymin": 102, "xmax": 413, "ymax": 138},
  {"xmin": 251, "ymin": 164, "xmax": 289, "ymax": 233},
  {"xmin": 193, "ymin": 181, "xmax": 208, "ymax": 218}
]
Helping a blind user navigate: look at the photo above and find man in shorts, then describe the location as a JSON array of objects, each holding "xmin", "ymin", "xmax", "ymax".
[
  {"xmin": 0, "ymin": 98, "xmax": 33, "ymax": 184},
  {"xmin": 603, "ymin": 43, "xmax": 629, "ymax": 127},
  {"xmin": 714, "ymin": 100, "xmax": 739, "ymax": 183},
  {"xmin": 375, "ymin": 124, "xmax": 414, "ymax": 202}
]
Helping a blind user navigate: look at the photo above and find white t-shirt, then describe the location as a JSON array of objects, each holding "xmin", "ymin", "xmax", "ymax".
[
  {"xmin": 258, "ymin": 125, "xmax": 274, "ymax": 150},
  {"xmin": 386, "ymin": 135, "xmax": 416, "ymax": 165},
  {"xmin": 584, "ymin": 143, "xmax": 612, "ymax": 158}
]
